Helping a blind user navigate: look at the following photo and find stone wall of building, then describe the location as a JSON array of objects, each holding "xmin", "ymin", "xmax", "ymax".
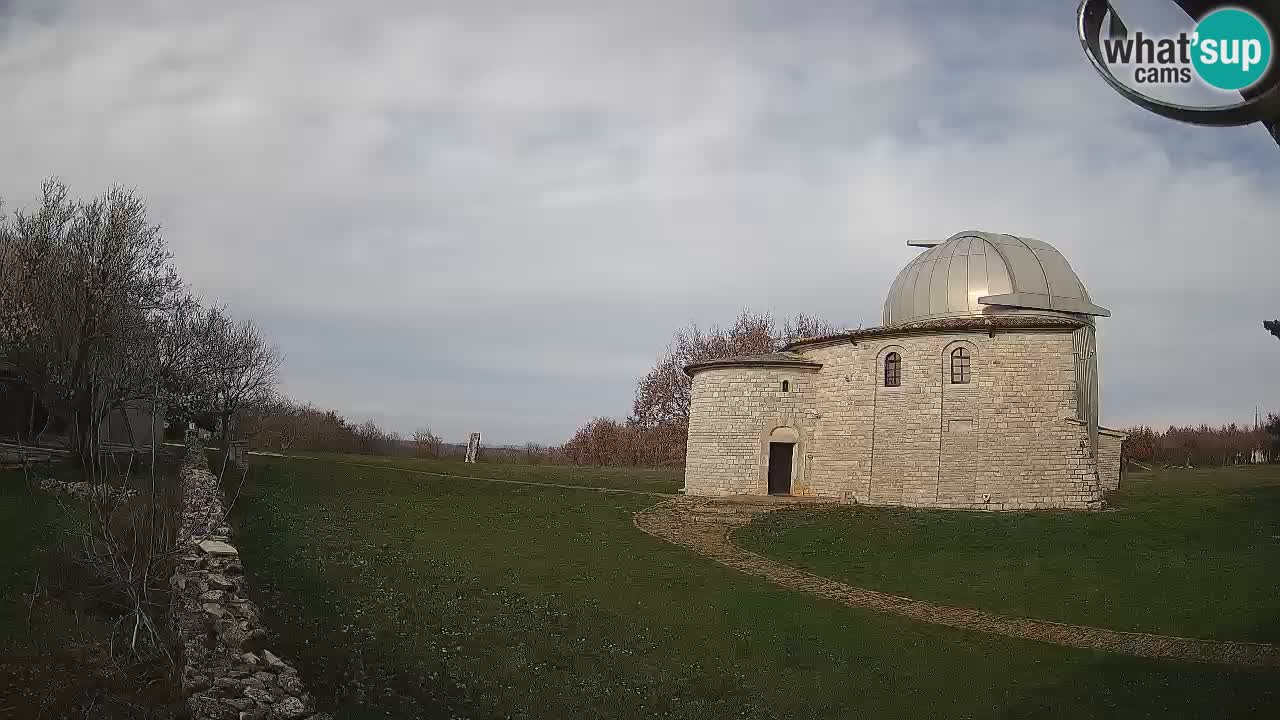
[
  {"xmin": 683, "ymin": 367, "xmax": 817, "ymax": 496},
  {"xmin": 1098, "ymin": 429, "xmax": 1124, "ymax": 492},
  {"xmin": 685, "ymin": 328, "xmax": 1106, "ymax": 510}
]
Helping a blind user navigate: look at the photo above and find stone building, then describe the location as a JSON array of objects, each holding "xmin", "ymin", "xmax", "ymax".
[
  {"xmin": 0, "ymin": 358, "xmax": 165, "ymax": 447},
  {"xmin": 683, "ymin": 230, "xmax": 1125, "ymax": 510}
]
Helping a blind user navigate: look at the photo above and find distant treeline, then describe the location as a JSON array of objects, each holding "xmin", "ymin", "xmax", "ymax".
[
  {"xmin": 240, "ymin": 396, "xmax": 1280, "ymax": 470},
  {"xmin": 237, "ymin": 305, "xmax": 1280, "ymax": 470},
  {"xmin": 1121, "ymin": 417, "xmax": 1279, "ymax": 468},
  {"xmin": 240, "ymin": 399, "xmax": 689, "ymax": 467},
  {"xmin": 240, "ymin": 397, "xmax": 565, "ymax": 465}
]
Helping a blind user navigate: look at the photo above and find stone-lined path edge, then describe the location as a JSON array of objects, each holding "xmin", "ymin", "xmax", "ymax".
[{"xmin": 633, "ymin": 496, "xmax": 1280, "ymax": 669}]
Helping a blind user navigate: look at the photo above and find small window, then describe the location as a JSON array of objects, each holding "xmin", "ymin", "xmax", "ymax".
[
  {"xmin": 951, "ymin": 347, "xmax": 971, "ymax": 384},
  {"xmin": 781, "ymin": 380, "xmax": 789, "ymax": 392},
  {"xmin": 883, "ymin": 352, "xmax": 901, "ymax": 387}
]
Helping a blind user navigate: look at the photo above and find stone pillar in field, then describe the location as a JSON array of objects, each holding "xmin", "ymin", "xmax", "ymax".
[{"xmin": 465, "ymin": 432, "xmax": 480, "ymax": 463}]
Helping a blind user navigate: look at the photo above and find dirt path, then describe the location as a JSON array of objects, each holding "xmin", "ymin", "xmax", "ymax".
[{"xmin": 634, "ymin": 496, "xmax": 1280, "ymax": 669}]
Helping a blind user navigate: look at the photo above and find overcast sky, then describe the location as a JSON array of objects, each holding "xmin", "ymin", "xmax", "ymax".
[{"xmin": 1, "ymin": 0, "xmax": 1277, "ymax": 445}]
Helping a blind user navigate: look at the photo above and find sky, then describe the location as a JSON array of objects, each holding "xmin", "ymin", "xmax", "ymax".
[{"xmin": 0, "ymin": 0, "xmax": 1277, "ymax": 445}]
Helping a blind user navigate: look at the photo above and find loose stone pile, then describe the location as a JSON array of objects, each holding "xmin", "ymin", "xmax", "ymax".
[
  {"xmin": 172, "ymin": 446, "xmax": 331, "ymax": 720},
  {"xmin": 38, "ymin": 478, "xmax": 139, "ymax": 502}
]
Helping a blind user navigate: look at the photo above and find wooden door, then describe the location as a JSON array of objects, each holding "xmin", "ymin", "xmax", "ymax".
[{"xmin": 767, "ymin": 442, "xmax": 794, "ymax": 495}]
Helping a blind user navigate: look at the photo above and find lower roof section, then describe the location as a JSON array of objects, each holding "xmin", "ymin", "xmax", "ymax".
[
  {"xmin": 783, "ymin": 314, "xmax": 1089, "ymax": 352},
  {"xmin": 683, "ymin": 351, "xmax": 821, "ymax": 377}
]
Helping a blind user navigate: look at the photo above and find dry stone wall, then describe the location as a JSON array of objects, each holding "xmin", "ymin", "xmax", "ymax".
[
  {"xmin": 685, "ymin": 328, "xmax": 1112, "ymax": 510},
  {"xmin": 172, "ymin": 446, "xmax": 331, "ymax": 720},
  {"xmin": 37, "ymin": 478, "xmax": 138, "ymax": 502}
]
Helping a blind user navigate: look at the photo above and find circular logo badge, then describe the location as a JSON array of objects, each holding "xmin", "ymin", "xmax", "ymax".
[{"xmin": 1191, "ymin": 8, "xmax": 1273, "ymax": 91}]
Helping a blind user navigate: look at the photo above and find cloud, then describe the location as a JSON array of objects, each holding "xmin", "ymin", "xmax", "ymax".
[{"xmin": 1, "ymin": 0, "xmax": 1277, "ymax": 443}]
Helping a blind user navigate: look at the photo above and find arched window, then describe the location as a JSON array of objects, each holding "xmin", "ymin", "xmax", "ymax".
[
  {"xmin": 781, "ymin": 380, "xmax": 789, "ymax": 392},
  {"xmin": 951, "ymin": 347, "xmax": 971, "ymax": 384},
  {"xmin": 884, "ymin": 352, "xmax": 901, "ymax": 387}
]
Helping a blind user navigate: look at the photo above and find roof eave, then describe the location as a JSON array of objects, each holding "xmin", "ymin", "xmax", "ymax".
[
  {"xmin": 683, "ymin": 359, "xmax": 823, "ymax": 378},
  {"xmin": 784, "ymin": 314, "xmax": 1090, "ymax": 352}
]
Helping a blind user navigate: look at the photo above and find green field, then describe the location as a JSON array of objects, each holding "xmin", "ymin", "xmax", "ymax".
[
  {"xmin": 1, "ymin": 466, "xmax": 173, "ymax": 718},
  {"xmin": 737, "ymin": 464, "xmax": 1280, "ymax": 643},
  {"xmin": 228, "ymin": 455, "xmax": 1280, "ymax": 719},
  {"xmin": 272, "ymin": 450, "xmax": 683, "ymax": 493}
]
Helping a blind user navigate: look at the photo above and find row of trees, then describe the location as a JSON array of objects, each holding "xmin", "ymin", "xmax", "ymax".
[
  {"xmin": 239, "ymin": 396, "xmax": 399, "ymax": 455},
  {"xmin": 1123, "ymin": 418, "xmax": 1279, "ymax": 468},
  {"xmin": 0, "ymin": 180, "xmax": 280, "ymax": 461},
  {"xmin": 558, "ymin": 418, "xmax": 688, "ymax": 467},
  {"xmin": 239, "ymin": 395, "xmax": 453, "ymax": 457},
  {"xmin": 240, "ymin": 395, "xmax": 564, "ymax": 464},
  {"xmin": 1122, "ymin": 321, "xmax": 1279, "ymax": 467}
]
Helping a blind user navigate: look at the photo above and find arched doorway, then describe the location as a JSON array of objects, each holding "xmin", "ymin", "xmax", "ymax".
[{"xmin": 767, "ymin": 426, "xmax": 798, "ymax": 495}]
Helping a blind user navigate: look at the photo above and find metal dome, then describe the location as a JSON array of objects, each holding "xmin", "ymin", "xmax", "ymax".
[{"xmin": 882, "ymin": 231, "xmax": 1110, "ymax": 327}]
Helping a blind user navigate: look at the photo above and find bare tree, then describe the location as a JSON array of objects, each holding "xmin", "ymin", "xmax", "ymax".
[
  {"xmin": 0, "ymin": 180, "xmax": 184, "ymax": 460},
  {"xmin": 210, "ymin": 318, "xmax": 281, "ymax": 447},
  {"xmin": 782, "ymin": 312, "xmax": 840, "ymax": 343},
  {"xmin": 1123, "ymin": 420, "xmax": 1278, "ymax": 467},
  {"xmin": 631, "ymin": 309, "xmax": 839, "ymax": 429},
  {"xmin": 0, "ymin": 198, "xmax": 23, "ymax": 349},
  {"xmin": 352, "ymin": 419, "xmax": 404, "ymax": 455},
  {"xmin": 151, "ymin": 295, "xmax": 223, "ymax": 429},
  {"xmin": 549, "ymin": 310, "xmax": 842, "ymax": 468},
  {"xmin": 413, "ymin": 426, "xmax": 443, "ymax": 458},
  {"xmin": 240, "ymin": 396, "xmax": 371, "ymax": 453}
]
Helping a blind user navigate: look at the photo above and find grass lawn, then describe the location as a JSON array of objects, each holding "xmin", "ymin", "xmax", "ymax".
[
  {"xmin": 230, "ymin": 456, "xmax": 1279, "ymax": 719},
  {"xmin": 738, "ymin": 464, "xmax": 1280, "ymax": 643},
  {"xmin": 272, "ymin": 450, "xmax": 683, "ymax": 494}
]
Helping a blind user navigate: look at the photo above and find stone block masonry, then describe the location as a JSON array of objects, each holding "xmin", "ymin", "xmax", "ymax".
[
  {"xmin": 685, "ymin": 327, "xmax": 1118, "ymax": 510},
  {"xmin": 1098, "ymin": 429, "xmax": 1124, "ymax": 491},
  {"xmin": 172, "ymin": 446, "xmax": 333, "ymax": 720}
]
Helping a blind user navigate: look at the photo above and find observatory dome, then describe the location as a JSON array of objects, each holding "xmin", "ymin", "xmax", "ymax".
[{"xmin": 882, "ymin": 231, "xmax": 1109, "ymax": 327}]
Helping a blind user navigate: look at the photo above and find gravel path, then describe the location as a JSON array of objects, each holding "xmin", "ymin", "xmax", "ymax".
[{"xmin": 634, "ymin": 496, "xmax": 1280, "ymax": 669}]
